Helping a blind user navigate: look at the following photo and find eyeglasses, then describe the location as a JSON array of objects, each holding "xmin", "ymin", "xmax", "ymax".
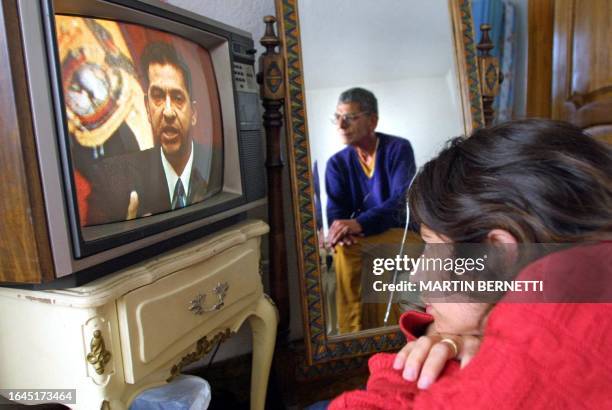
[{"xmin": 330, "ymin": 111, "xmax": 368, "ymax": 125}]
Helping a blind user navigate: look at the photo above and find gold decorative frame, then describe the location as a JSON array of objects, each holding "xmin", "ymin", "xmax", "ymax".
[
  {"xmin": 275, "ymin": 0, "xmax": 484, "ymax": 365},
  {"xmin": 167, "ymin": 329, "xmax": 233, "ymax": 381}
]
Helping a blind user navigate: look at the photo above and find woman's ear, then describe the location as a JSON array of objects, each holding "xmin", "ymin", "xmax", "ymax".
[
  {"xmin": 486, "ymin": 229, "xmax": 518, "ymax": 270},
  {"xmin": 369, "ymin": 113, "xmax": 379, "ymax": 133},
  {"xmin": 486, "ymin": 229, "xmax": 518, "ymax": 245}
]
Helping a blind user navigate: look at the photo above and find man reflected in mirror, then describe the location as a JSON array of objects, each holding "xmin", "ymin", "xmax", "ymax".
[{"xmin": 325, "ymin": 87, "xmax": 417, "ymax": 333}]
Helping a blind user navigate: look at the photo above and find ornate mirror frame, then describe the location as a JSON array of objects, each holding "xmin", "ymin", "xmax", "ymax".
[{"xmin": 276, "ymin": 0, "xmax": 485, "ymax": 365}]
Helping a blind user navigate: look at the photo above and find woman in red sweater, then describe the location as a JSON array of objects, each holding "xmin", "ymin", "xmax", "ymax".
[{"xmin": 329, "ymin": 119, "xmax": 612, "ymax": 409}]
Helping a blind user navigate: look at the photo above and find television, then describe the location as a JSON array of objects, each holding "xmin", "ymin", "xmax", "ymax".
[{"xmin": 5, "ymin": 0, "xmax": 266, "ymax": 285}]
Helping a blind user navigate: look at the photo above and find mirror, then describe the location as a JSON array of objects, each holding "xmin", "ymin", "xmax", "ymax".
[{"xmin": 276, "ymin": 0, "xmax": 484, "ymax": 364}]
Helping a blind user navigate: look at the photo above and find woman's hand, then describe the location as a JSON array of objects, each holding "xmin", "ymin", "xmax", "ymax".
[{"xmin": 392, "ymin": 333, "xmax": 482, "ymax": 389}]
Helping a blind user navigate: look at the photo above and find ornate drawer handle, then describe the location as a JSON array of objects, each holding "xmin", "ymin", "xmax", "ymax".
[
  {"xmin": 188, "ymin": 282, "xmax": 229, "ymax": 315},
  {"xmin": 86, "ymin": 330, "xmax": 111, "ymax": 375}
]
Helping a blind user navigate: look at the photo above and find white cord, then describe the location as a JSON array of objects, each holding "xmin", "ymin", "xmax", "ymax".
[{"xmin": 383, "ymin": 174, "xmax": 417, "ymax": 325}]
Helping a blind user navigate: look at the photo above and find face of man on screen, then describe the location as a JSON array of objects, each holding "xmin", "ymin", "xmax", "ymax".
[{"xmin": 146, "ymin": 62, "xmax": 197, "ymax": 175}]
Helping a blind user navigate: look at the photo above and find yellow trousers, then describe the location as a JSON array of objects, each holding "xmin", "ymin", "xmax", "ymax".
[{"xmin": 334, "ymin": 228, "xmax": 418, "ymax": 334}]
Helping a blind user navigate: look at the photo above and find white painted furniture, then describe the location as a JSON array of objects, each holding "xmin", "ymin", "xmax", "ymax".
[{"xmin": 0, "ymin": 220, "xmax": 277, "ymax": 410}]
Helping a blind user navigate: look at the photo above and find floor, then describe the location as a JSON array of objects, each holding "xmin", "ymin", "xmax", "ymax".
[{"xmin": 188, "ymin": 347, "xmax": 370, "ymax": 409}]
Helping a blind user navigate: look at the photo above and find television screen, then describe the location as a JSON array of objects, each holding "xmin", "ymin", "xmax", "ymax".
[
  {"xmin": 10, "ymin": 0, "xmax": 265, "ymax": 278},
  {"xmin": 54, "ymin": 15, "xmax": 224, "ymax": 227}
]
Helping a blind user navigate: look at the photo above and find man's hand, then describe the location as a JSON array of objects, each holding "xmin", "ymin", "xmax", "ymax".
[
  {"xmin": 392, "ymin": 333, "xmax": 482, "ymax": 389},
  {"xmin": 327, "ymin": 219, "xmax": 363, "ymax": 247},
  {"xmin": 336, "ymin": 234, "xmax": 361, "ymax": 247},
  {"xmin": 126, "ymin": 191, "xmax": 139, "ymax": 220}
]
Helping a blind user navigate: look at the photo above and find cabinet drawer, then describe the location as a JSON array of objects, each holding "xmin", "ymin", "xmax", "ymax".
[{"xmin": 117, "ymin": 243, "xmax": 261, "ymax": 383}]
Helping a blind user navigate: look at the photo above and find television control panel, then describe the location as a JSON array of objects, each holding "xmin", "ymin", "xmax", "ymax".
[{"xmin": 232, "ymin": 38, "xmax": 261, "ymax": 132}]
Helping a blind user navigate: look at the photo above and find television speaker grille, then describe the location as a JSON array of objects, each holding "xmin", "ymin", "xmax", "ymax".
[{"xmin": 238, "ymin": 129, "xmax": 266, "ymax": 201}]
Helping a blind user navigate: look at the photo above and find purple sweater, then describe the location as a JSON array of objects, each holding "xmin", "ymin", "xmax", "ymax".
[{"xmin": 325, "ymin": 133, "xmax": 416, "ymax": 236}]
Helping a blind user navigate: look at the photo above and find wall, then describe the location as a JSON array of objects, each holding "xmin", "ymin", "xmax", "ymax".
[{"xmin": 165, "ymin": 0, "xmax": 274, "ymax": 61}]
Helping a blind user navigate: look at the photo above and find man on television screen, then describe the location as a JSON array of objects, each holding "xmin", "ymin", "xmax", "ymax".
[
  {"xmin": 85, "ymin": 41, "xmax": 222, "ymax": 225},
  {"xmin": 123, "ymin": 41, "xmax": 221, "ymax": 218}
]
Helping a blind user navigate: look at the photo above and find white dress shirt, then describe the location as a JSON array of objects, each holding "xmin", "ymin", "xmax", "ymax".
[{"xmin": 161, "ymin": 141, "xmax": 194, "ymax": 204}]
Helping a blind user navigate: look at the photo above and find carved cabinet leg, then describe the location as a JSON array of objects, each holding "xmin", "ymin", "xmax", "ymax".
[{"xmin": 248, "ymin": 295, "xmax": 278, "ymax": 410}]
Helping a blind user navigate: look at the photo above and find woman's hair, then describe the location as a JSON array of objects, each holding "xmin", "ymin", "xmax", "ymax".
[{"xmin": 408, "ymin": 119, "xmax": 612, "ymax": 243}]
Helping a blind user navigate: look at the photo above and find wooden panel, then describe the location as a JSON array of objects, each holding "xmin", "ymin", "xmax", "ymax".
[
  {"xmin": 526, "ymin": 0, "xmax": 554, "ymax": 118},
  {"xmin": 552, "ymin": 0, "xmax": 612, "ymax": 140},
  {"xmin": 0, "ymin": 1, "xmax": 53, "ymax": 283},
  {"xmin": 586, "ymin": 125, "xmax": 612, "ymax": 145}
]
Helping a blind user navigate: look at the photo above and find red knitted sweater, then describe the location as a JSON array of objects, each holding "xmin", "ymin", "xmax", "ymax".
[{"xmin": 330, "ymin": 242, "xmax": 612, "ymax": 409}]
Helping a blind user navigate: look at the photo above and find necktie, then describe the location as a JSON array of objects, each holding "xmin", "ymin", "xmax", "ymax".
[{"xmin": 172, "ymin": 179, "xmax": 187, "ymax": 210}]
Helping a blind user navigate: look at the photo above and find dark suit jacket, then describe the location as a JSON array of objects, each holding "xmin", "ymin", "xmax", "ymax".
[
  {"xmin": 135, "ymin": 143, "xmax": 212, "ymax": 216},
  {"xmin": 86, "ymin": 142, "xmax": 222, "ymax": 225}
]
